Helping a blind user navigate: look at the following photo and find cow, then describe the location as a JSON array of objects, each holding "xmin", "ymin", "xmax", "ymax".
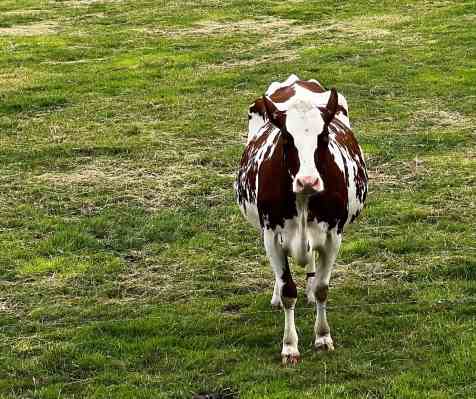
[{"xmin": 235, "ymin": 74, "xmax": 368, "ymax": 364}]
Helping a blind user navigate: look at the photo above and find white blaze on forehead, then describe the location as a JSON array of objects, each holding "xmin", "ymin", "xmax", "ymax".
[
  {"xmin": 285, "ymin": 96, "xmax": 324, "ymax": 182},
  {"xmin": 286, "ymin": 97, "xmax": 323, "ymax": 136}
]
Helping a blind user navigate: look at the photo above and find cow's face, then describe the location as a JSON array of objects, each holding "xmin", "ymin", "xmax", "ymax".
[{"xmin": 264, "ymin": 89, "xmax": 338, "ymax": 195}]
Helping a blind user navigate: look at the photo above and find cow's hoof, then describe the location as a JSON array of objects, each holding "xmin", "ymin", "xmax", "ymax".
[
  {"xmin": 281, "ymin": 353, "xmax": 300, "ymax": 365},
  {"xmin": 281, "ymin": 346, "xmax": 300, "ymax": 365},
  {"xmin": 314, "ymin": 335, "xmax": 334, "ymax": 352}
]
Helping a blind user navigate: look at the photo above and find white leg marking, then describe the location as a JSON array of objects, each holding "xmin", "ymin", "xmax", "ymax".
[
  {"xmin": 271, "ymin": 278, "xmax": 281, "ymax": 308},
  {"xmin": 311, "ymin": 230, "xmax": 342, "ymax": 352},
  {"xmin": 263, "ymin": 230, "xmax": 299, "ymax": 364},
  {"xmin": 281, "ymin": 297, "xmax": 299, "ymax": 365}
]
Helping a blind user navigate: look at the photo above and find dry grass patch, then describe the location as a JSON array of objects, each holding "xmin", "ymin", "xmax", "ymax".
[
  {"xmin": 0, "ymin": 21, "xmax": 58, "ymax": 36},
  {"xmin": 367, "ymin": 158, "xmax": 432, "ymax": 191},
  {"xmin": 32, "ymin": 159, "xmax": 208, "ymax": 210},
  {"xmin": 319, "ymin": 14, "xmax": 413, "ymax": 41},
  {"xmin": 2, "ymin": 10, "xmax": 50, "ymax": 16},
  {"xmin": 368, "ymin": 167, "xmax": 401, "ymax": 188},
  {"xmin": 0, "ymin": 299, "xmax": 18, "ymax": 315},
  {"xmin": 41, "ymin": 58, "xmax": 108, "ymax": 65},
  {"xmin": 0, "ymin": 69, "xmax": 33, "ymax": 92},
  {"xmin": 333, "ymin": 259, "xmax": 410, "ymax": 285},
  {"xmin": 190, "ymin": 13, "xmax": 416, "ymax": 69},
  {"xmin": 153, "ymin": 14, "xmax": 410, "ymax": 40},
  {"xmin": 151, "ymin": 16, "xmax": 297, "ymax": 37},
  {"xmin": 64, "ymin": 0, "xmax": 123, "ymax": 5},
  {"xmin": 203, "ymin": 49, "xmax": 299, "ymax": 70},
  {"xmin": 414, "ymin": 108, "xmax": 475, "ymax": 130}
]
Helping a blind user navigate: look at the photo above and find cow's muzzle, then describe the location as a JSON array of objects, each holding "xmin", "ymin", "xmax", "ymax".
[{"xmin": 293, "ymin": 175, "xmax": 322, "ymax": 194}]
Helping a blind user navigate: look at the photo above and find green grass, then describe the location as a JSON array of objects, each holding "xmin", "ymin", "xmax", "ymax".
[{"xmin": 0, "ymin": 0, "xmax": 475, "ymax": 398}]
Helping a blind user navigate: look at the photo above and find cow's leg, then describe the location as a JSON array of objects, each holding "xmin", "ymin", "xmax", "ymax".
[
  {"xmin": 312, "ymin": 231, "xmax": 342, "ymax": 352},
  {"xmin": 264, "ymin": 231, "xmax": 299, "ymax": 364},
  {"xmin": 271, "ymin": 279, "xmax": 281, "ymax": 308},
  {"xmin": 305, "ymin": 252, "xmax": 317, "ymax": 304}
]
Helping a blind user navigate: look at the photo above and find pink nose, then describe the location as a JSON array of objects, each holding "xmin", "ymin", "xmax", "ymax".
[{"xmin": 295, "ymin": 176, "xmax": 320, "ymax": 193}]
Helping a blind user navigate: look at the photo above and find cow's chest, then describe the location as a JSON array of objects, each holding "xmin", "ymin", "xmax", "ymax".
[{"xmin": 276, "ymin": 204, "xmax": 330, "ymax": 266}]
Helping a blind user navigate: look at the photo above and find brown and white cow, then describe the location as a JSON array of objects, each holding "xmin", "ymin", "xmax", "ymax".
[{"xmin": 235, "ymin": 74, "xmax": 368, "ymax": 364}]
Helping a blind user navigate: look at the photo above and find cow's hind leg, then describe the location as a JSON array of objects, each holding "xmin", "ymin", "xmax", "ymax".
[
  {"xmin": 311, "ymin": 231, "xmax": 342, "ymax": 352},
  {"xmin": 264, "ymin": 231, "xmax": 299, "ymax": 365}
]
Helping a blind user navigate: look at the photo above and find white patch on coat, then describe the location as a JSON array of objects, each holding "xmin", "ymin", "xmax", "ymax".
[
  {"xmin": 328, "ymin": 138, "xmax": 345, "ymax": 174},
  {"xmin": 274, "ymin": 197, "xmax": 329, "ymax": 266},
  {"xmin": 247, "ymin": 108, "xmax": 266, "ymax": 143},
  {"xmin": 238, "ymin": 198, "xmax": 261, "ymax": 230}
]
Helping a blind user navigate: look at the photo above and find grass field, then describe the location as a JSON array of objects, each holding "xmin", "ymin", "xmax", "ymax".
[{"xmin": 0, "ymin": 0, "xmax": 475, "ymax": 398}]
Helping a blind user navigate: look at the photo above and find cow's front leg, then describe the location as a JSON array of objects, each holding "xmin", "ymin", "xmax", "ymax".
[
  {"xmin": 264, "ymin": 231, "xmax": 299, "ymax": 365},
  {"xmin": 305, "ymin": 252, "xmax": 317, "ymax": 304},
  {"xmin": 270, "ymin": 279, "xmax": 281, "ymax": 308},
  {"xmin": 312, "ymin": 232, "xmax": 342, "ymax": 352}
]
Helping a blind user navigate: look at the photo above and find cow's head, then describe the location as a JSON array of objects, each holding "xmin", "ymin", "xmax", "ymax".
[{"xmin": 263, "ymin": 88, "xmax": 338, "ymax": 194}]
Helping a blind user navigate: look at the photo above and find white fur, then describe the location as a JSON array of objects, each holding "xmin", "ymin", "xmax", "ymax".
[{"xmin": 247, "ymin": 109, "xmax": 266, "ymax": 143}]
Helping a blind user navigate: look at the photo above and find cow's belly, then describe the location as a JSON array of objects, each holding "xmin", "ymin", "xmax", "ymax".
[{"xmin": 278, "ymin": 217, "xmax": 329, "ymax": 266}]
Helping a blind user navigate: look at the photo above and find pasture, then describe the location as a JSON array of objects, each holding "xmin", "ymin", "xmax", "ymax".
[{"xmin": 0, "ymin": 0, "xmax": 475, "ymax": 397}]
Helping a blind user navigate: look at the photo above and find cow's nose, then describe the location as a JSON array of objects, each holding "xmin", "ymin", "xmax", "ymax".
[{"xmin": 294, "ymin": 176, "xmax": 321, "ymax": 193}]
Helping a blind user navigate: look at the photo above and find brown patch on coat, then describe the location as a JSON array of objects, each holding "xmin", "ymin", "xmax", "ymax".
[
  {"xmin": 296, "ymin": 80, "xmax": 325, "ymax": 93},
  {"xmin": 281, "ymin": 258, "xmax": 297, "ymax": 299},
  {"xmin": 256, "ymin": 132, "xmax": 299, "ymax": 229},
  {"xmin": 236, "ymin": 126, "xmax": 273, "ymax": 207},
  {"xmin": 249, "ymin": 98, "xmax": 267, "ymax": 121},
  {"xmin": 315, "ymin": 285, "xmax": 329, "ymax": 303},
  {"xmin": 270, "ymin": 86, "xmax": 296, "ymax": 103},
  {"xmin": 310, "ymin": 140, "xmax": 349, "ymax": 233}
]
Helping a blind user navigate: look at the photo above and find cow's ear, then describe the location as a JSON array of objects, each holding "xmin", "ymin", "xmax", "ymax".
[
  {"xmin": 263, "ymin": 95, "xmax": 286, "ymax": 130},
  {"xmin": 322, "ymin": 88, "xmax": 338, "ymax": 125}
]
